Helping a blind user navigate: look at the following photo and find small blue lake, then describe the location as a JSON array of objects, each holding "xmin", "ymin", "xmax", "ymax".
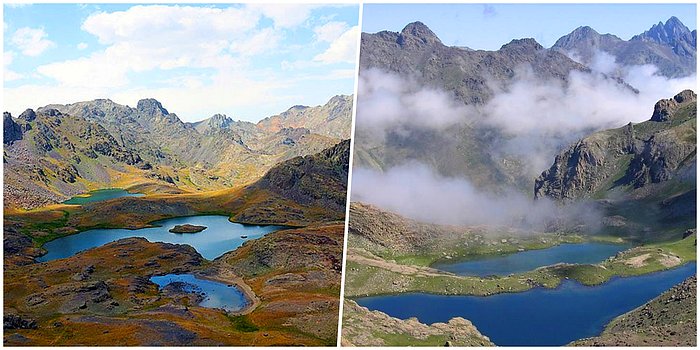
[
  {"xmin": 150, "ymin": 274, "xmax": 247, "ymax": 312},
  {"xmin": 355, "ymin": 263, "xmax": 696, "ymax": 346},
  {"xmin": 38, "ymin": 215, "xmax": 286, "ymax": 262},
  {"xmin": 63, "ymin": 188, "xmax": 144, "ymax": 205},
  {"xmin": 433, "ymin": 242, "xmax": 629, "ymax": 276}
]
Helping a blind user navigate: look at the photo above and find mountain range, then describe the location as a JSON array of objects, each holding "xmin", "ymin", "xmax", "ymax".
[
  {"xmin": 3, "ymin": 95, "xmax": 351, "ymax": 210},
  {"xmin": 552, "ymin": 16, "xmax": 696, "ymax": 78},
  {"xmin": 354, "ymin": 18, "xmax": 695, "ymax": 194}
]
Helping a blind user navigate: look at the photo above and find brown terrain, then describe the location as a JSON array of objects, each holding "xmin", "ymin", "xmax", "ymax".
[{"xmin": 4, "ymin": 140, "xmax": 350, "ymax": 346}]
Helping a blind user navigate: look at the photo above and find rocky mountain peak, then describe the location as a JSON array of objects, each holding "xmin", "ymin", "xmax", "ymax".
[
  {"xmin": 397, "ymin": 21, "xmax": 442, "ymax": 48},
  {"xmin": 632, "ymin": 16, "xmax": 695, "ymax": 56},
  {"xmin": 500, "ymin": 38, "xmax": 544, "ymax": 52},
  {"xmin": 136, "ymin": 98, "xmax": 169, "ymax": 116},
  {"xmin": 571, "ymin": 26, "xmax": 599, "ymax": 38},
  {"xmin": 651, "ymin": 89, "xmax": 697, "ymax": 122},
  {"xmin": 18, "ymin": 108, "xmax": 36, "ymax": 122},
  {"xmin": 553, "ymin": 26, "xmax": 603, "ymax": 48},
  {"xmin": 206, "ymin": 113, "xmax": 233, "ymax": 128}
]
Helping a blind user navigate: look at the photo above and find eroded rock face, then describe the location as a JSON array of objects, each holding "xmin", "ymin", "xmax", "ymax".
[
  {"xmin": 4, "ymin": 112, "xmax": 23, "ymax": 145},
  {"xmin": 535, "ymin": 90, "xmax": 696, "ymax": 200},
  {"xmin": 652, "ymin": 90, "xmax": 697, "ymax": 122}
]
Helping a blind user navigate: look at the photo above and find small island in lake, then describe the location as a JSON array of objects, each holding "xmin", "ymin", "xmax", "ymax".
[{"xmin": 169, "ymin": 224, "xmax": 207, "ymax": 233}]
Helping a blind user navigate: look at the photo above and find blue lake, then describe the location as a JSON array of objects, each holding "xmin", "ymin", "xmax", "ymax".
[
  {"xmin": 356, "ymin": 263, "xmax": 696, "ymax": 346},
  {"xmin": 150, "ymin": 274, "xmax": 248, "ymax": 312},
  {"xmin": 38, "ymin": 215, "xmax": 286, "ymax": 262},
  {"xmin": 63, "ymin": 188, "xmax": 144, "ymax": 205},
  {"xmin": 433, "ymin": 242, "xmax": 629, "ymax": 276}
]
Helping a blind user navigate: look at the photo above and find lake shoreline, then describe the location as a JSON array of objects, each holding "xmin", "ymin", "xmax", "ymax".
[{"xmin": 354, "ymin": 263, "xmax": 697, "ymax": 346}]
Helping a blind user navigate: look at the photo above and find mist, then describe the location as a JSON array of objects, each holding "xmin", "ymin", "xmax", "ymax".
[
  {"xmin": 352, "ymin": 53, "xmax": 695, "ymax": 229},
  {"xmin": 355, "ymin": 68, "xmax": 477, "ymax": 143},
  {"xmin": 352, "ymin": 162, "xmax": 602, "ymax": 231}
]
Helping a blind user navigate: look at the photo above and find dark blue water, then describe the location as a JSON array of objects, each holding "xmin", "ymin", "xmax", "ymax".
[
  {"xmin": 433, "ymin": 243, "xmax": 629, "ymax": 276},
  {"xmin": 150, "ymin": 274, "xmax": 247, "ymax": 312},
  {"xmin": 356, "ymin": 263, "xmax": 696, "ymax": 346},
  {"xmin": 38, "ymin": 215, "xmax": 286, "ymax": 262},
  {"xmin": 63, "ymin": 188, "xmax": 144, "ymax": 205}
]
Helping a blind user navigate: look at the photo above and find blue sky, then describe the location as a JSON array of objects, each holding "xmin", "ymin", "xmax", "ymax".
[
  {"xmin": 4, "ymin": 4, "xmax": 359, "ymax": 122},
  {"xmin": 362, "ymin": 3, "xmax": 697, "ymax": 50}
]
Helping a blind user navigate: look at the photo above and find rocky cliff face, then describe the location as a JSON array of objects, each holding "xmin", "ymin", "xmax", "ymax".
[
  {"xmin": 535, "ymin": 90, "xmax": 696, "ymax": 200},
  {"xmin": 4, "ymin": 112, "xmax": 23, "ymax": 145},
  {"xmin": 553, "ymin": 17, "xmax": 696, "ymax": 78}
]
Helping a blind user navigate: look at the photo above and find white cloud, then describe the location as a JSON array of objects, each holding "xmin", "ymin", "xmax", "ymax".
[
  {"xmin": 356, "ymin": 68, "xmax": 474, "ymax": 142},
  {"xmin": 34, "ymin": 5, "xmax": 263, "ymax": 87},
  {"xmin": 314, "ymin": 26, "xmax": 358, "ymax": 64},
  {"xmin": 248, "ymin": 4, "xmax": 317, "ymax": 29},
  {"xmin": 230, "ymin": 27, "xmax": 281, "ymax": 56},
  {"xmin": 37, "ymin": 49, "xmax": 131, "ymax": 88},
  {"xmin": 11, "ymin": 27, "xmax": 56, "ymax": 56},
  {"xmin": 314, "ymin": 21, "xmax": 348, "ymax": 43},
  {"xmin": 77, "ymin": 42, "xmax": 88, "ymax": 50},
  {"xmin": 4, "ymin": 51, "xmax": 23, "ymax": 81},
  {"xmin": 352, "ymin": 162, "xmax": 600, "ymax": 229},
  {"xmin": 7, "ymin": 4, "xmax": 358, "ymax": 122}
]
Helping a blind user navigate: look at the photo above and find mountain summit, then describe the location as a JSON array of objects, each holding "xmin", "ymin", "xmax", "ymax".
[
  {"xmin": 396, "ymin": 21, "xmax": 442, "ymax": 48},
  {"xmin": 631, "ymin": 16, "xmax": 696, "ymax": 58}
]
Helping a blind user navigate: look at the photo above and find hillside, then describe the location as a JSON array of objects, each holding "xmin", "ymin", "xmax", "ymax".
[
  {"xmin": 572, "ymin": 276, "xmax": 696, "ymax": 346},
  {"xmin": 535, "ymin": 90, "xmax": 696, "ymax": 239}
]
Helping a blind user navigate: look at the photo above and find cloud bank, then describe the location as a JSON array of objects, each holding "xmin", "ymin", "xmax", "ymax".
[
  {"xmin": 352, "ymin": 162, "xmax": 601, "ymax": 230},
  {"xmin": 352, "ymin": 52, "xmax": 696, "ymax": 229}
]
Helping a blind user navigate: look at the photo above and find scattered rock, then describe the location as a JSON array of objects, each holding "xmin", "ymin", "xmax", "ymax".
[{"xmin": 4, "ymin": 314, "xmax": 38, "ymax": 330}]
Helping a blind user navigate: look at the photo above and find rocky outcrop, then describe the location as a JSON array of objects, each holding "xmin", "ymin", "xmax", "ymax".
[
  {"xmin": 535, "ymin": 90, "xmax": 696, "ymax": 200},
  {"xmin": 3, "ymin": 112, "xmax": 23, "ymax": 145},
  {"xmin": 651, "ymin": 89, "xmax": 696, "ymax": 121},
  {"xmin": 341, "ymin": 299, "xmax": 493, "ymax": 346}
]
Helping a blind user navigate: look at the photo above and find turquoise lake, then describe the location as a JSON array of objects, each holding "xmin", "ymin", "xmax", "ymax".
[
  {"xmin": 63, "ymin": 188, "xmax": 144, "ymax": 205},
  {"xmin": 432, "ymin": 242, "xmax": 629, "ymax": 276},
  {"xmin": 356, "ymin": 262, "xmax": 696, "ymax": 346},
  {"xmin": 37, "ymin": 215, "xmax": 287, "ymax": 262},
  {"xmin": 150, "ymin": 274, "xmax": 248, "ymax": 312}
]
